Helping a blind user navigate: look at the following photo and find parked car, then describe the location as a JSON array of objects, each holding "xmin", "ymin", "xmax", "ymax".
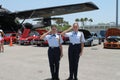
[
  {"xmin": 34, "ymin": 37, "xmax": 48, "ymax": 46},
  {"xmin": 62, "ymin": 36, "xmax": 69, "ymax": 44},
  {"xmin": 17, "ymin": 28, "xmax": 31, "ymax": 45},
  {"xmin": 79, "ymin": 29, "xmax": 101, "ymax": 46},
  {"xmin": 99, "ymin": 30, "xmax": 106, "ymax": 42},
  {"xmin": 104, "ymin": 36, "xmax": 120, "ymax": 48},
  {"xmin": 33, "ymin": 29, "xmax": 48, "ymax": 46},
  {"xmin": 4, "ymin": 33, "xmax": 17, "ymax": 44},
  {"xmin": 104, "ymin": 28, "xmax": 120, "ymax": 49},
  {"xmin": 27, "ymin": 31, "xmax": 40, "ymax": 45},
  {"xmin": 91, "ymin": 32, "xmax": 102, "ymax": 44}
]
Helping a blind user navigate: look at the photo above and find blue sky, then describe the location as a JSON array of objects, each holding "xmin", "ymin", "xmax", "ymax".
[{"xmin": 0, "ymin": 0, "xmax": 120, "ymax": 25}]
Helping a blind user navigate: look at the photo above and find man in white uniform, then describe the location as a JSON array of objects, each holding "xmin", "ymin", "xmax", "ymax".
[
  {"xmin": 40, "ymin": 25, "xmax": 63, "ymax": 80},
  {"xmin": 61, "ymin": 23, "xmax": 85, "ymax": 80}
]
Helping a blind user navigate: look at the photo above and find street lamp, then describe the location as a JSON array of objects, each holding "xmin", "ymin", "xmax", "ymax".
[{"xmin": 116, "ymin": 0, "xmax": 119, "ymax": 27}]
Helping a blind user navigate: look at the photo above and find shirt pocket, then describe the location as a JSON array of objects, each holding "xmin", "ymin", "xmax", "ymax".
[{"xmin": 76, "ymin": 35, "xmax": 80, "ymax": 40}]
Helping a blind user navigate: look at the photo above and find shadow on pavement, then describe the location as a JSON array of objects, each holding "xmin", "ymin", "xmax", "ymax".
[{"xmin": 44, "ymin": 78, "xmax": 52, "ymax": 80}]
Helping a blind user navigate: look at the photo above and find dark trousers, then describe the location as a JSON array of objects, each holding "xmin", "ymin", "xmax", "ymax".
[
  {"xmin": 48, "ymin": 47, "xmax": 60, "ymax": 79},
  {"xmin": 68, "ymin": 43, "xmax": 81, "ymax": 79}
]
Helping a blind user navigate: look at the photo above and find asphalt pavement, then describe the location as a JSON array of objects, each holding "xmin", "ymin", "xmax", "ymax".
[{"xmin": 0, "ymin": 44, "xmax": 120, "ymax": 80}]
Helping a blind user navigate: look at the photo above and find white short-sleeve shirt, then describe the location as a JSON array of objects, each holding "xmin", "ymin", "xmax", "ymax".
[
  {"xmin": 65, "ymin": 31, "xmax": 85, "ymax": 44},
  {"xmin": 44, "ymin": 34, "xmax": 63, "ymax": 47}
]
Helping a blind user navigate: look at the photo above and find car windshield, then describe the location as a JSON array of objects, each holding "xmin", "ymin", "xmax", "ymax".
[
  {"xmin": 107, "ymin": 36, "xmax": 120, "ymax": 42},
  {"xmin": 100, "ymin": 30, "xmax": 106, "ymax": 37},
  {"xmin": 108, "ymin": 36, "xmax": 120, "ymax": 39},
  {"xmin": 5, "ymin": 33, "xmax": 16, "ymax": 37},
  {"xmin": 91, "ymin": 32, "xmax": 98, "ymax": 37},
  {"xmin": 29, "ymin": 31, "xmax": 40, "ymax": 36},
  {"xmin": 5, "ymin": 33, "xmax": 11, "ymax": 36}
]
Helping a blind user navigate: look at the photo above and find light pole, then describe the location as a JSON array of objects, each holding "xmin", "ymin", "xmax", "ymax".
[{"xmin": 116, "ymin": 0, "xmax": 119, "ymax": 27}]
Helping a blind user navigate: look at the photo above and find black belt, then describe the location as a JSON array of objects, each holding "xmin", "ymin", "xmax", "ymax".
[
  {"xmin": 49, "ymin": 46, "xmax": 59, "ymax": 49},
  {"xmin": 70, "ymin": 43, "xmax": 81, "ymax": 45}
]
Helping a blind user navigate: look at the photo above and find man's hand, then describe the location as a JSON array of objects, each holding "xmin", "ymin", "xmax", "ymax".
[
  {"xmin": 46, "ymin": 30, "xmax": 51, "ymax": 34},
  {"xmin": 60, "ymin": 52, "xmax": 63, "ymax": 59},
  {"xmin": 68, "ymin": 26, "xmax": 73, "ymax": 31},
  {"xmin": 79, "ymin": 51, "xmax": 83, "ymax": 56},
  {"xmin": 61, "ymin": 26, "xmax": 72, "ymax": 36},
  {"xmin": 40, "ymin": 29, "xmax": 51, "ymax": 40}
]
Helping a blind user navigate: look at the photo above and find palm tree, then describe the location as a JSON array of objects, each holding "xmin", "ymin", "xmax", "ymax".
[
  {"xmin": 80, "ymin": 18, "xmax": 84, "ymax": 26},
  {"xmin": 89, "ymin": 18, "xmax": 93, "ymax": 25},
  {"xmin": 84, "ymin": 17, "xmax": 88, "ymax": 25},
  {"xmin": 75, "ymin": 18, "xmax": 80, "ymax": 22},
  {"xmin": 79, "ymin": 17, "xmax": 93, "ymax": 29},
  {"xmin": 80, "ymin": 18, "xmax": 88, "ymax": 26},
  {"xmin": 84, "ymin": 17, "xmax": 88, "ymax": 21}
]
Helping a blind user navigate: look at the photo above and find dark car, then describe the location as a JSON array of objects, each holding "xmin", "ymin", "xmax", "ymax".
[
  {"xmin": 99, "ymin": 30, "xmax": 106, "ymax": 42},
  {"xmin": 79, "ymin": 29, "xmax": 101, "ymax": 46}
]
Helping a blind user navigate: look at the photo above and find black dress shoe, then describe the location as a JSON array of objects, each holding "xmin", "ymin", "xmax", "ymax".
[{"xmin": 51, "ymin": 78, "xmax": 55, "ymax": 80}]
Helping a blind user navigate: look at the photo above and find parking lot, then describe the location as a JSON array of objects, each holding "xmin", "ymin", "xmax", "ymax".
[{"xmin": 0, "ymin": 44, "xmax": 120, "ymax": 80}]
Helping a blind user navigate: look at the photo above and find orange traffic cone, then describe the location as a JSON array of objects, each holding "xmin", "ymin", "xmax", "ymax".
[{"xmin": 9, "ymin": 37, "xmax": 13, "ymax": 46}]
